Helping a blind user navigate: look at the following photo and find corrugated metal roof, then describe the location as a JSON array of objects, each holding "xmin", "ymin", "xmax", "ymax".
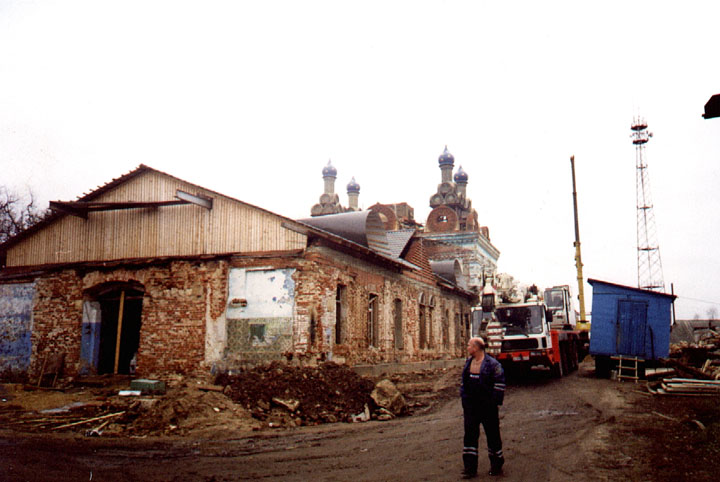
[{"xmin": 298, "ymin": 211, "xmax": 392, "ymax": 257}]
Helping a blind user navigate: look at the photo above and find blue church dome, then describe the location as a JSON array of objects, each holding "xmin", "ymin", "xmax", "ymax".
[
  {"xmin": 322, "ymin": 160, "xmax": 337, "ymax": 177},
  {"xmin": 438, "ymin": 146, "xmax": 454, "ymax": 166},
  {"xmin": 347, "ymin": 176, "xmax": 360, "ymax": 193},
  {"xmin": 454, "ymin": 165, "xmax": 468, "ymax": 183}
]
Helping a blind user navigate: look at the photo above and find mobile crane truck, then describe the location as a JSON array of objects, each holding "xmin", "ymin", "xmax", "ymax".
[{"xmin": 477, "ymin": 283, "xmax": 585, "ymax": 377}]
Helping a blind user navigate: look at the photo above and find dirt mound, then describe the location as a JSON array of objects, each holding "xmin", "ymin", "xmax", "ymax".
[
  {"xmin": 216, "ymin": 361, "xmax": 376, "ymax": 425},
  {"xmin": 122, "ymin": 386, "xmax": 256, "ymax": 436}
]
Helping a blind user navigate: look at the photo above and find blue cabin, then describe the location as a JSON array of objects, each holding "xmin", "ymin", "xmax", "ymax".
[{"xmin": 588, "ymin": 278, "xmax": 676, "ymax": 361}]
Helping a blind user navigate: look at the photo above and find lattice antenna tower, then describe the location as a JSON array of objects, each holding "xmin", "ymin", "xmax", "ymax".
[{"xmin": 631, "ymin": 117, "xmax": 665, "ymax": 292}]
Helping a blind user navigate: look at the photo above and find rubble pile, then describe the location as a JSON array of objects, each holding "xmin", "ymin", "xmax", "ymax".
[
  {"xmin": 216, "ymin": 361, "xmax": 378, "ymax": 426},
  {"xmin": 1, "ymin": 363, "xmax": 448, "ymax": 436},
  {"xmin": 669, "ymin": 330, "xmax": 720, "ymax": 380}
]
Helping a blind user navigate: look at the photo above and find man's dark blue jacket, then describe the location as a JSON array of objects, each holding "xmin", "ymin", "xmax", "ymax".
[{"xmin": 460, "ymin": 355, "xmax": 505, "ymax": 406}]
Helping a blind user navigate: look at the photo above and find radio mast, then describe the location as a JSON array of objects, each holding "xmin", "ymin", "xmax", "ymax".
[{"xmin": 631, "ymin": 117, "xmax": 665, "ymax": 292}]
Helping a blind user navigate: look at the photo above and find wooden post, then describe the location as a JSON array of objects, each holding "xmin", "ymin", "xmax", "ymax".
[
  {"xmin": 113, "ymin": 290, "xmax": 125, "ymax": 374},
  {"xmin": 671, "ymin": 283, "xmax": 676, "ymax": 326}
]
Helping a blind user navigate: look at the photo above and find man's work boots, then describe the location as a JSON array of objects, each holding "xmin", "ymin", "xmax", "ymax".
[{"xmin": 488, "ymin": 456, "xmax": 504, "ymax": 476}]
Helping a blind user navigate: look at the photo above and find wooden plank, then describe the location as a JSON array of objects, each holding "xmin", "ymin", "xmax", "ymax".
[
  {"xmin": 113, "ymin": 290, "xmax": 125, "ymax": 375},
  {"xmin": 664, "ymin": 377, "xmax": 720, "ymax": 385},
  {"xmin": 51, "ymin": 411, "xmax": 126, "ymax": 430}
]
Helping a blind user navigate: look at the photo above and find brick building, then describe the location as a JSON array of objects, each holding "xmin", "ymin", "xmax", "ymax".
[{"xmin": 0, "ymin": 165, "xmax": 475, "ymax": 379}]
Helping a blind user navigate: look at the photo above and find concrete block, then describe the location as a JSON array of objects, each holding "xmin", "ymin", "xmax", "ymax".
[{"xmin": 130, "ymin": 379, "xmax": 166, "ymax": 394}]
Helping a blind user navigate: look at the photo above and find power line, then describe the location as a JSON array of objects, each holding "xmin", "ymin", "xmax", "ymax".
[{"xmin": 674, "ymin": 295, "xmax": 720, "ymax": 307}]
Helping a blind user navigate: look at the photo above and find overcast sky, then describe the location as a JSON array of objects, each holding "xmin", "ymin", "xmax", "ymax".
[{"xmin": 2, "ymin": 1, "xmax": 719, "ymax": 319}]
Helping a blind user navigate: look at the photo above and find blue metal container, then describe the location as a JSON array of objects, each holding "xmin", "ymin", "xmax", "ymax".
[{"xmin": 588, "ymin": 279, "xmax": 676, "ymax": 360}]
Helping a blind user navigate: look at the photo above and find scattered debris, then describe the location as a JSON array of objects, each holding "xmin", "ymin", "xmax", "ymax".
[
  {"xmin": 692, "ymin": 419, "xmax": 706, "ymax": 430},
  {"xmin": 272, "ymin": 397, "xmax": 300, "ymax": 412},
  {"xmin": 375, "ymin": 407, "xmax": 395, "ymax": 421},
  {"xmin": 51, "ymin": 411, "xmax": 126, "ymax": 430},
  {"xmin": 84, "ymin": 420, "xmax": 111, "ymax": 437},
  {"xmin": 129, "ymin": 379, "xmax": 166, "ymax": 395},
  {"xmin": 370, "ymin": 379, "xmax": 407, "ymax": 416},
  {"xmin": 118, "ymin": 390, "xmax": 141, "ymax": 397},
  {"xmin": 0, "ymin": 363, "xmax": 458, "ymax": 436},
  {"xmin": 196, "ymin": 384, "xmax": 225, "ymax": 393},
  {"xmin": 351, "ymin": 404, "xmax": 371, "ymax": 423},
  {"xmin": 651, "ymin": 410, "xmax": 679, "ymax": 422}
]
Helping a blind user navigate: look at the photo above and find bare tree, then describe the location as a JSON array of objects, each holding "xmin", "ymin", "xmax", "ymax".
[
  {"xmin": 707, "ymin": 307, "xmax": 718, "ymax": 321},
  {"xmin": 0, "ymin": 187, "xmax": 48, "ymax": 244}
]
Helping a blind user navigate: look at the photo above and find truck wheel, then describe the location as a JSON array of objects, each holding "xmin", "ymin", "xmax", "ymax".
[
  {"xmin": 551, "ymin": 361, "xmax": 564, "ymax": 378},
  {"xmin": 569, "ymin": 342, "xmax": 579, "ymax": 372},
  {"xmin": 560, "ymin": 342, "xmax": 570, "ymax": 375}
]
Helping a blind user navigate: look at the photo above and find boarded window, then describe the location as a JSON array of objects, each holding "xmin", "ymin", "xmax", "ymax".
[
  {"xmin": 336, "ymin": 285, "xmax": 347, "ymax": 345},
  {"xmin": 394, "ymin": 299, "xmax": 403, "ymax": 350},
  {"xmin": 419, "ymin": 303, "xmax": 427, "ymax": 349},
  {"xmin": 455, "ymin": 312, "xmax": 462, "ymax": 348},
  {"xmin": 443, "ymin": 309, "xmax": 450, "ymax": 349},
  {"xmin": 368, "ymin": 294, "xmax": 379, "ymax": 348}
]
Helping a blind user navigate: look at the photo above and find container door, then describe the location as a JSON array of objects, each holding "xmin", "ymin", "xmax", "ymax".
[{"xmin": 616, "ymin": 300, "xmax": 647, "ymax": 356}]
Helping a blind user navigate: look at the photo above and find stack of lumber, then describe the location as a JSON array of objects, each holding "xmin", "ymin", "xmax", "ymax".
[
  {"xmin": 668, "ymin": 330, "xmax": 720, "ymax": 379},
  {"xmin": 652, "ymin": 378, "xmax": 720, "ymax": 396}
]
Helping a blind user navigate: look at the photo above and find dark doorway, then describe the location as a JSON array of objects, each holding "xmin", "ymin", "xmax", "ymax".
[{"xmin": 93, "ymin": 284, "xmax": 144, "ymax": 375}]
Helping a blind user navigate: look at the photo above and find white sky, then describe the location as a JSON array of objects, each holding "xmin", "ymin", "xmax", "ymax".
[{"xmin": 2, "ymin": 1, "xmax": 719, "ymax": 319}]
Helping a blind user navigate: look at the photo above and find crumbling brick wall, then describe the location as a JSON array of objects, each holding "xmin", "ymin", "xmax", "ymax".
[{"xmin": 30, "ymin": 259, "xmax": 228, "ymax": 377}]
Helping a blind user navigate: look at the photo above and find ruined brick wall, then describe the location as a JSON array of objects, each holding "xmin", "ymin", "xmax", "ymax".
[
  {"xmin": 27, "ymin": 248, "xmax": 472, "ymax": 375},
  {"xmin": 30, "ymin": 259, "xmax": 228, "ymax": 377},
  {"xmin": 32, "ymin": 271, "xmax": 85, "ymax": 377},
  {"xmin": 289, "ymin": 243, "xmax": 474, "ymax": 366}
]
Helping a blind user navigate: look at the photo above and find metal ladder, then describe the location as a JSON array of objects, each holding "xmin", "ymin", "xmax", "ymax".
[{"xmin": 612, "ymin": 355, "xmax": 642, "ymax": 382}]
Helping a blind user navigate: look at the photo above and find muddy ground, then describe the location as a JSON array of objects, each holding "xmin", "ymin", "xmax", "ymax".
[{"xmin": 1, "ymin": 361, "xmax": 719, "ymax": 481}]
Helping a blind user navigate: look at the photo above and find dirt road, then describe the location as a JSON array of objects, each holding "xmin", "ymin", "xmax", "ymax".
[{"xmin": 2, "ymin": 362, "xmax": 643, "ymax": 481}]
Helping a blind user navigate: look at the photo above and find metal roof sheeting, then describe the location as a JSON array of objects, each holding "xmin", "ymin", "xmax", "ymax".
[{"xmin": 298, "ymin": 211, "xmax": 392, "ymax": 257}]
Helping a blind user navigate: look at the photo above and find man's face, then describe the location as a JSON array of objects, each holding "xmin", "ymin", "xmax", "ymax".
[{"xmin": 467, "ymin": 340, "xmax": 477, "ymax": 356}]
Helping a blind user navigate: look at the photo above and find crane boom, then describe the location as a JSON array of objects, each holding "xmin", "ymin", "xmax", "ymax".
[{"xmin": 570, "ymin": 156, "xmax": 589, "ymax": 330}]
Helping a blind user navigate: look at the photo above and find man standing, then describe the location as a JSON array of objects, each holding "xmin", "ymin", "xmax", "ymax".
[{"xmin": 460, "ymin": 337, "xmax": 506, "ymax": 478}]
